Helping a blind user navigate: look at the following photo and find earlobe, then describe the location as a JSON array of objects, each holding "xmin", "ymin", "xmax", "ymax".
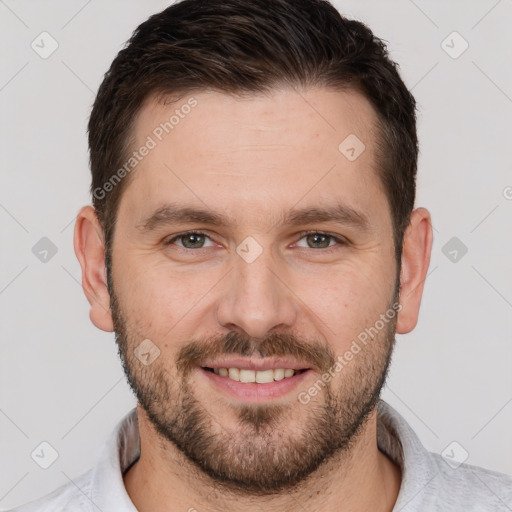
[
  {"xmin": 395, "ymin": 207, "xmax": 433, "ymax": 334},
  {"xmin": 73, "ymin": 206, "xmax": 114, "ymax": 332}
]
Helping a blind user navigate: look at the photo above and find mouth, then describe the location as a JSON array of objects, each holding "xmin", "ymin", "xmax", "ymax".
[{"xmin": 199, "ymin": 361, "xmax": 312, "ymax": 402}]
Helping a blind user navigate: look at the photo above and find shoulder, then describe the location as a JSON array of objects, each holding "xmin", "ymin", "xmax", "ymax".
[
  {"xmin": 427, "ymin": 454, "xmax": 512, "ymax": 510},
  {"xmin": 5, "ymin": 470, "xmax": 95, "ymax": 512},
  {"xmin": 377, "ymin": 400, "xmax": 512, "ymax": 511}
]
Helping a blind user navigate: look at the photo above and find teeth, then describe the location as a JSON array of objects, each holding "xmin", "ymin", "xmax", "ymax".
[
  {"xmin": 212, "ymin": 367, "xmax": 300, "ymax": 383},
  {"xmin": 228, "ymin": 368, "xmax": 240, "ymax": 381},
  {"xmin": 255, "ymin": 369, "xmax": 274, "ymax": 383},
  {"xmin": 273, "ymin": 368, "xmax": 285, "ymax": 381},
  {"xmin": 239, "ymin": 369, "xmax": 256, "ymax": 383}
]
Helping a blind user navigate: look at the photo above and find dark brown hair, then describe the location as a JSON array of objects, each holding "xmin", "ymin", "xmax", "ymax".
[{"xmin": 89, "ymin": 0, "xmax": 418, "ymax": 264}]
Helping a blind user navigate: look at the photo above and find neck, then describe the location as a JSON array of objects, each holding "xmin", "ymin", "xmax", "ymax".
[{"xmin": 124, "ymin": 404, "xmax": 401, "ymax": 512}]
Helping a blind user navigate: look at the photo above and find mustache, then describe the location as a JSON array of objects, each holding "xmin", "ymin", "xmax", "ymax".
[{"xmin": 176, "ymin": 331, "xmax": 336, "ymax": 377}]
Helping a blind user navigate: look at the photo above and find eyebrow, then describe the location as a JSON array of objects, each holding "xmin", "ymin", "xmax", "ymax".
[{"xmin": 137, "ymin": 201, "xmax": 371, "ymax": 233}]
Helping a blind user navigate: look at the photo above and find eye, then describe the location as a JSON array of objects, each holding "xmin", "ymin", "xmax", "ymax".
[
  {"xmin": 294, "ymin": 230, "xmax": 347, "ymax": 250},
  {"xmin": 165, "ymin": 231, "xmax": 215, "ymax": 249},
  {"xmin": 165, "ymin": 230, "xmax": 347, "ymax": 252}
]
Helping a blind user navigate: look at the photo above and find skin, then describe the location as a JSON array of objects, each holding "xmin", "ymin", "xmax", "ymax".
[{"xmin": 74, "ymin": 87, "xmax": 432, "ymax": 512}]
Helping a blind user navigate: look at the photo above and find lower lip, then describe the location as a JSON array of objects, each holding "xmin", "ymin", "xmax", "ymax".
[{"xmin": 199, "ymin": 368, "xmax": 311, "ymax": 403}]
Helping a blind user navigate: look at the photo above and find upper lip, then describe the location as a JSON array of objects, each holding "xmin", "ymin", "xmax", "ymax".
[{"xmin": 201, "ymin": 357, "xmax": 311, "ymax": 372}]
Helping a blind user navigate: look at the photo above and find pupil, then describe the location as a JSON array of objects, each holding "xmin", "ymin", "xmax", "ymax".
[
  {"xmin": 309, "ymin": 234, "xmax": 329, "ymax": 248},
  {"xmin": 185, "ymin": 234, "xmax": 203, "ymax": 248}
]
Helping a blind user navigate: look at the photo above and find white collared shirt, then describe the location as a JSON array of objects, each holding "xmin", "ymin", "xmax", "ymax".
[{"xmin": 8, "ymin": 400, "xmax": 512, "ymax": 511}]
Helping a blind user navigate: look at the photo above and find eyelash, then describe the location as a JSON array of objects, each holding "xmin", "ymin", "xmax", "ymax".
[{"xmin": 165, "ymin": 230, "xmax": 348, "ymax": 252}]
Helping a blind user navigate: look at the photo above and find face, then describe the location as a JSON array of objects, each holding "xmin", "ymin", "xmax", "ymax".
[{"xmin": 108, "ymin": 87, "xmax": 400, "ymax": 493}]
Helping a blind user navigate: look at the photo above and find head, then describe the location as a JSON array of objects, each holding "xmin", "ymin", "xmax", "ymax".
[{"xmin": 75, "ymin": 0, "xmax": 432, "ymax": 495}]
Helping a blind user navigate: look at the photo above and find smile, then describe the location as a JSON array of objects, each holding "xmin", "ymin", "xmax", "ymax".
[{"xmin": 200, "ymin": 366, "xmax": 311, "ymax": 402}]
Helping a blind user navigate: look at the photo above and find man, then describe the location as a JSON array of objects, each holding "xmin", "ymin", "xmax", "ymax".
[{"xmin": 10, "ymin": 0, "xmax": 512, "ymax": 510}]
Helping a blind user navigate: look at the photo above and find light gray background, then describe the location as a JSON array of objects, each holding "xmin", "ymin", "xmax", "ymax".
[{"xmin": 1, "ymin": 0, "xmax": 511, "ymax": 509}]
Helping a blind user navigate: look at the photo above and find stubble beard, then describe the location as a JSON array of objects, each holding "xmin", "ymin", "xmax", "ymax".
[{"xmin": 110, "ymin": 279, "xmax": 397, "ymax": 495}]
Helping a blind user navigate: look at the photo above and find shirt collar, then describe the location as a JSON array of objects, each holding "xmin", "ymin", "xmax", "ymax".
[
  {"xmin": 90, "ymin": 407, "xmax": 140, "ymax": 512},
  {"xmin": 377, "ymin": 400, "xmax": 439, "ymax": 510}
]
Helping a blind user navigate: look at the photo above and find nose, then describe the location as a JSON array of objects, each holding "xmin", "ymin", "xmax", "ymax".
[{"xmin": 215, "ymin": 245, "xmax": 298, "ymax": 340}]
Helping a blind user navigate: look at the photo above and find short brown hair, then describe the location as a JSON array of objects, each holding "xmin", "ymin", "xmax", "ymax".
[{"xmin": 89, "ymin": 0, "xmax": 418, "ymax": 263}]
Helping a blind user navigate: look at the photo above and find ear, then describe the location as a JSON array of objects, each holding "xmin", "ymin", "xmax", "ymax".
[
  {"xmin": 73, "ymin": 205, "xmax": 114, "ymax": 332},
  {"xmin": 396, "ymin": 207, "xmax": 433, "ymax": 334}
]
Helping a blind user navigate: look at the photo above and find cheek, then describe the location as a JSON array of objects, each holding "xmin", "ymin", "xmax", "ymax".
[
  {"xmin": 299, "ymin": 261, "xmax": 394, "ymax": 349},
  {"xmin": 113, "ymin": 256, "xmax": 220, "ymax": 344},
  {"xmin": 113, "ymin": 259, "xmax": 177, "ymax": 331}
]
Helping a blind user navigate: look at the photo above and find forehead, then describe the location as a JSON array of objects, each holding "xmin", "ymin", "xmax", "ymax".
[
  {"xmin": 117, "ymin": 86, "xmax": 389, "ymax": 233},
  {"xmin": 135, "ymin": 86, "xmax": 378, "ymax": 160}
]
